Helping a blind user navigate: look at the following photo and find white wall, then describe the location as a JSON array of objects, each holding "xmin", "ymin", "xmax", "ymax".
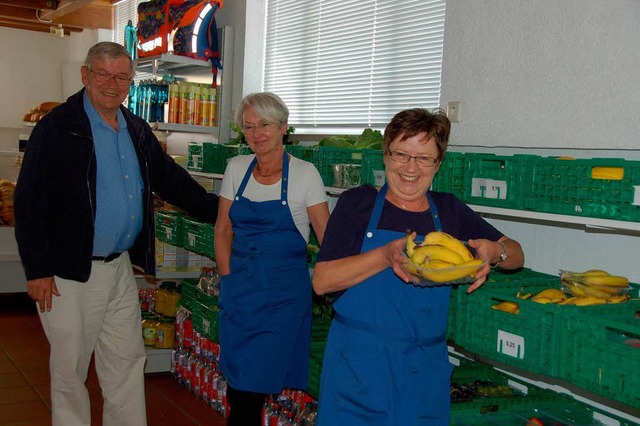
[
  {"xmin": 440, "ymin": 0, "xmax": 640, "ymax": 150},
  {"xmin": 0, "ymin": 27, "xmax": 101, "ymax": 129},
  {"xmin": 438, "ymin": 0, "xmax": 640, "ymax": 282}
]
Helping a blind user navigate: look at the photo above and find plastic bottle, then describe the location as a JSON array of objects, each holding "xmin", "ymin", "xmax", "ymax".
[
  {"xmin": 168, "ymin": 83, "xmax": 179, "ymax": 123},
  {"xmin": 178, "ymin": 83, "xmax": 187, "ymax": 124},
  {"xmin": 199, "ymin": 86, "xmax": 210, "ymax": 126},
  {"xmin": 208, "ymin": 86, "xmax": 217, "ymax": 127},
  {"xmin": 193, "ymin": 84, "xmax": 201, "ymax": 126},
  {"xmin": 185, "ymin": 83, "xmax": 196, "ymax": 125}
]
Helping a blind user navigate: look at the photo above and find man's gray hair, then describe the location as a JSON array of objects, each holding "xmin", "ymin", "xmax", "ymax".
[{"xmin": 84, "ymin": 42, "xmax": 136, "ymax": 76}]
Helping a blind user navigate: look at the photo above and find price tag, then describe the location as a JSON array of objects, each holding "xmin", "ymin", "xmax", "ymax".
[
  {"xmin": 633, "ymin": 186, "xmax": 640, "ymax": 206},
  {"xmin": 470, "ymin": 178, "xmax": 508, "ymax": 200},
  {"xmin": 497, "ymin": 330, "xmax": 524, "ymax": 358}
]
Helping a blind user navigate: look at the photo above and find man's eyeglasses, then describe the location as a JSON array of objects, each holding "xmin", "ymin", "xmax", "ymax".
[
  {"xmin": 87, "ymin": 67, "xmax": 133, "ymax": 86},
  {"xmin": 242, "ymin": 122, "xmax": 278, "ymax": 134},
  {"xmin": 388, "ymin": 150, "xmax": 439, "ymax": 167}
]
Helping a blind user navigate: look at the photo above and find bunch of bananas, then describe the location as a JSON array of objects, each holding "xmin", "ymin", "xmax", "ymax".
[
  {"xmin": 404, "ymin": 231, "xmax": 484, "ymax": 283},
  {"xmin": 559, "ymin": 269, "xmax": 631, "ymax": 305}
]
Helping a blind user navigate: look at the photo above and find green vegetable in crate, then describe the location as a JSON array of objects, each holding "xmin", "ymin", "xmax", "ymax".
[
  {"xmin": 354, "ymin": 128, "xmax": 383, "ymax": 150},
  {"xmin": 318, "ymin": 135, "xmax": 358, "ymax": 148}
]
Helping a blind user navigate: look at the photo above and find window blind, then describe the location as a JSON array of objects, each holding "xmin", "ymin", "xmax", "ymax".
[{"xmin": 264, "ymin": 0, "xmax": 446, "ymax": 133}]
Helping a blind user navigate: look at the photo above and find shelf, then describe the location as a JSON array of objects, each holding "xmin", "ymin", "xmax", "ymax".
[
  {"xmin": 187, "ymin": 171, "xmax": 350, "ymax": 197},
  {"xmin": 136, "ymin": 53, "xmax": 211, "ymax": 76},
  {"xmin": 150, "ymin": 122, "xmax": 217, "ymax": 135},
  {"xmin": 144, "ymin": 347, "xmax": 172, "ymax": 374},
  {"xmin": 156, "ymin": 270, "xmax": 201, "ymax": 279},
  {"xmin": 470, "ymin": 204, "xmax": 640, "ymax": 234}
]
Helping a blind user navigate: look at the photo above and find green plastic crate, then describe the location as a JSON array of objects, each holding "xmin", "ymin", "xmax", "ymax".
[
  {"xmin": 218, "ymin": 144, "xmax": 253, "ymax": 173},
  {"xmin": 525, "ymin": 157, "xmax": 640, "ymax": 222},
  {"xmin": 451, "ymin": 394, "xmax": 633, "ymax": 426},
  {"xmin": 285, "ymin": 144, "xmax": 322, "ymax": 166},
  {"xmin": 187, "ymin": 141, "xmax": 219, "ymax": 173},
  {"xmin": 178, "ymin": 278, "xmax": 198, "ymax": 311},
  {"xmin": 463, "ymin": 154, "xmax": 538, "ymax": 209},
  {"xmin": 360, "ymin": 149, "xmax": 385, "ymax": 187},
  {"xmin": 155, "ymin": 210, "xmax": 183, "ymax": 245},
  {"xmin": 449, "ymin": 269, "xmax": 556, "ymax": 344},
  {"xmin": 432, "ymin": 151, "xmax": 466, "ymax": 199},
  {"xmin": 453, "ymin": 278, "xmax": 565, "ymax": 377},
  {"xmin": 558, "ymin": 302, "xmax": 640, "ymax": 409},
  {"xmin": 192, "ymin": 300, "xmax": 219, "ymax": 343},
  {"xmin": 317, "ymin": 147, "xmax": 364, "ymax": 187},
  {"xmin": 180, "ymin": 217, "xmax": 214, "ymax": 258}
]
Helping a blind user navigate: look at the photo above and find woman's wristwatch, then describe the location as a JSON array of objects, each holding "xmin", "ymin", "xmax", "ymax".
[{"xmin": 491, "ymin": 241, "xmax": 507, "ymax": 268}]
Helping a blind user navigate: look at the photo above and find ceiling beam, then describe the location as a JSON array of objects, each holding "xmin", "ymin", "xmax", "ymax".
[
  {"xmin": 0, "ymin": 1, "xmax": 58, "ymax": 10},
  {"xmin": 39, "ymin": 0, "xmax": 92, "ymax": 20},
  {"xmin": 0, "ymin": 18, "xmax": 81, "ymax": 35}
]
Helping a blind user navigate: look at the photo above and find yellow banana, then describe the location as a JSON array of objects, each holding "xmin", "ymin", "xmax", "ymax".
[
  {"xmin": 591, "ymin": 166, "xmax": 624, "ymax": 180},
  {"xmin": 410, "ymin": 244, "xmax": 465, "ymax": 266},
  {"xmin": 420, "ymin": 259, "xmax": 483, "ymax": 283},
  {"xmin": 406, "ymin": 235, "xmax": 417, "ymax": 257},
  {"xmin": 562, "ymin": 280, "xmax": 588, "ymax": 297},
  {"xmin": 492, "ymin": 301, "xmax": 519, "ymax": 314},
  {"xmin": 402, "ymin": 261, "xmax": 421, "ymax": 277},
  {"xmin": 420, "ymin": 231, "xmax": 474, "ymax": 261},
  {"xmin": 421, "ymin": 259, "xmax": 456, "ymax": 269},
  {"xmin": 588, "ymin": 284, "xmax": 628, "ymax": 296},
  {"xmin": 606, "ymin": 295, "xmax": 630, "ymax": 304},
  {"xmin": 574, "ymin": 274, "xmax": 629, "ymax": 288},
  {"xmin": 531, "ymin": 288, "xmax": 567, "ymax": 304},
  {"xmin": 515, "ymin": 287, "xmax": 533, "ymax": 300},
  {"xmin": 572, "ymin": 296, "xmax": 608, "ymax": 306},
  {"xmin": 558, "ymin": 297, "xmax": 578, "ymax": 305},
  {"xmin": 573, "ymin": 282, "xmax": 612, "ymax": 298},
  {"xmin": 580, "ymin": 269, "xmax": 611, "ymax": 276}
]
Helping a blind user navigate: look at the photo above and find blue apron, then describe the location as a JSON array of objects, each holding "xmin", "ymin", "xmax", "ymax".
[
  {"xmin": 218, "ymin": 150, "xmax": 311, "ymax": 394},
  {"xmin": 317, "ymin": 184, "xmax": 453, "ymax": 426}
]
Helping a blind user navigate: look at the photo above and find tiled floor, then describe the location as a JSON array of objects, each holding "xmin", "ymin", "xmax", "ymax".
[{"xmin": 0, "ymin": 292, "xmax": 226, "ymax": 425}]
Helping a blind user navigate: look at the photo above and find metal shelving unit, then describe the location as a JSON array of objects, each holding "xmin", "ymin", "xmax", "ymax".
[{"xmin": 137, "ymin": 26, "xmax": 234, "ymax": 145}]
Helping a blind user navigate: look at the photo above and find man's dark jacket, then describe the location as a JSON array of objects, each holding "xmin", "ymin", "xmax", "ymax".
[{"xmin": 14, "ymin": 89, "xmax": 218, "ymax": 282}]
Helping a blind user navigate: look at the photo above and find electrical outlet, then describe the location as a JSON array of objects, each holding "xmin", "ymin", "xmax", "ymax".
[{"xmin": 447, "ymin": 101, "xmax": 462, "ymax": 122}]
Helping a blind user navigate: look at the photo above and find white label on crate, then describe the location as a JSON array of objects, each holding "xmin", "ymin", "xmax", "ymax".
[
  {"xmin": 497, "ymin": 330, "xmax": 524, "ymax": 358},
  {"xmin": 633, "ymin": 185, "xmax": 640, "ymax": 206},
  {"xmin": 165, "ymin": 229, "xmax": 173, "ymax": 239},
  {"xmin": 188, "ymin": 233, "xmax": 196, "ymax": 245},
  {"xmin": 507, "ymin": 379, "xmax": 529, "ymax": 395},
  {"xmin": 592, "ymin": 412, "xmax": 620, "ymax": 426},
  {"xmin": 373, "ymin": 170, "xmax": 386, "ymax": 186},
  {"xmin": 203, "ymin": 319, "xmax": 210, "ymax": 334},
  {"xmin": 470, "ymin": 178, "xmax": 508, "ymax": 200}
]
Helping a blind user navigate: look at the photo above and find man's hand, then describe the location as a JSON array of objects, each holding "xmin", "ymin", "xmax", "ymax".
[{"xmin": 27, "ymin": 277, "xmax": 60, "ymax": 312}]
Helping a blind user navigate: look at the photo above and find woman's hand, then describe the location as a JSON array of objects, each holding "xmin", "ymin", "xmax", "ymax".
[
  {"xmin": 379, "ymin": 235, "xmax": 419, "ymax": 284},
  {"xmin": 466, "ymin": 262, "xmax": 491, "ymax": 294}
]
